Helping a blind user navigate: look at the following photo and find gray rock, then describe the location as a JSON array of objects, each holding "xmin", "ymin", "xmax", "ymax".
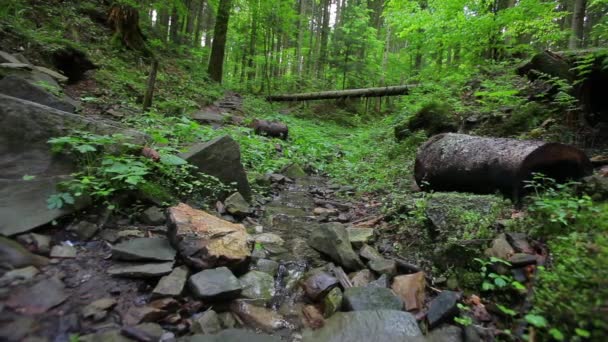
[
  {"xmin": 6, "ymin": 277, "xmax": 69, "ymax": 314},
  {"xmin": 308, "ymin": 223, "xmax": 364, "ymax": 271},
  {"xmin": 230, "ymin": 300, "xmax": 289, "ymax": 332},
  {"xmin": 32, "ymin": 66, "xmax": 68, "ymax": 83},
  {"xmin": 281, "ymin": 163, "xmax": 306, "ymax": 179},
  {"xmin": 0, "ymin": 315, "xmax": 36, "ymax": 341},
  {"xmin": 16, "ymin": 233, "xmax": 51, "ymax": 254},
  {"xmin": 182, "ymin": 329, "xmax": 281, "ymax": 342},
  {"xmin": 112, "ymin": 237, "xmax": 176, "ymax": 262},
  {"xmin": 67, "ymin": 221, "xmax": 99, "ymax": 240},
  {"xmin": 188, "ymin": 267, "xmax": 242, "ymax": 300},
  {"xmin": 252, "ymin": 233, "xmax": 284, "ymax": 245},
  {"xmin": 368, "ymin": 258, "xmax": 397, "ymax": 276},
  {"xmin": 225, "ymin": 192, "xmax": 252, "ymax": 217},
  {"xmin": 81, "ymin": 298, "xmax": 117, "ymax": 321},
  {"xmin": 108, "ymin": 262, "xmax": 174, "ymax": 278},
  {"xmin": 368, "ymin": 274, "xmax": 390, "ymax": 288},
  {"xmin": 346, "ymin": 228, "xmax": 374, "ymax": 244},
  {"xmin": 0, "ymin": 75, "xmax": 74, "ymax": 112},
  {"xmin": 427, "ymin": 290, "xmax": 462, "ymax": 328},
  {"xmin": 12, "ymin": 53, "xmax": 31, "ymax": 64},
  {"xmin": 129, "ymin": 323, "xmax": 164, "ymax": 341},
  {"xmin": 80, "ymin": 329, "xmax": 132, "ymax": 342},
  {"xmin": 0, "ymin": 266, "xmax": 39, "ymax": 286},
  {"xmin": 191, "ymin": 109, "xmax": 231, "ymax": 126},
  {"xmin": 350, "ymin": 269, "xmax": 375, "ymax": 287},
  {"xmin": 239, "ymin": 270, "xmax": 275, "ymax": 303},
  {"xmin": 141, "ymin": 206, "xmax": 166, "ymax": 225},
  {"xmin": 428, "ymin": 324, "xmax": 463, "ymax": 342},
  {"xmin": 343, "ymin": 287, "xmax": 403, "ymax": 311},
  {"xmin": 180, "ymin": 135, "xmax": 252, "ymax": 200},
  {"xmin": 323, "ymin": 287, "xmax": 343, "ymax": 318},
  {"xmin": 302, "ymin": 270, "xmax": 339, "ymax": 301},
  {"xmin": 218, "ymin": 312, "xmax": 237, "ymax": 329},
  {"xmin": 192, "ymin": 310, "xmax": 222, "ymax": 334},
  {"xmin": 50, "ymin": 245, "xmax": 77, "ymax": 258},
  {"xmin": 505, "ymin": 232, "xmax": 533, "ymax": 253},
  {"xmin": 508, "ymin": 253, "xmax": 537, "ymax": 267},
  {"xmin": 153, "ymin": 265, "xmax": 189, "ymax": 298},
  {"xmin": 0, "ymin": 236, "xmax": 49, "ymax": 269},
  {"xmin": 0, "ymin": 51, "xmax": 20, "ymax": 63},
  {"xmin": 359, "ymin": 245, "xmax": 383, "ymax": 261},
  {"xmin": 303, "ymin": 310, "xmax": 423, "ymax": 342},
  {"xmin": 484, "ymin": 234, "xmax": 515, "ymax": 260},
  {"xmin": 254, "ymin": 259, "xmax": 279, "ymax": 276}
]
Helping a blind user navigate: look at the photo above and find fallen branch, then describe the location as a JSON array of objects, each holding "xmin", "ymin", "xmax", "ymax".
[{"xmin": 267, "ymin": 85, "xmax": 417, "ymax": 102}]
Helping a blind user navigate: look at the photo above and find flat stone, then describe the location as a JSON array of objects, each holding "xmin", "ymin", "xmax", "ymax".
[
  {"xmin": 252, "ymin": 232, "xmax": 285, "ymax": 245},
  {"xmin": 82, "ymin": 298, "xmax": 117, "ymax": 321},
  {"xmin": 225, "ymin": 192, "xmax": 252, "ymax": 217},
  {"xmin": 188, "ymin": 267, "xmax": 242, "ymax": 300},
  {"xmin": 0, "ymin": 62, "xmax": 31, "ymax": 70},
  {"xmin": 346, "ymin": 228, "xmax": 374, "ymax": 243},
  {"xmin": 0, "ymin": 236, "xmax": 49, "ymax": 269},
  {"xmin": 303, "ymin": 310, "xmax": 422, "ymax": 342},
  {"xmin": 313, "ymin": 207, "xmax": 338, "ymax": 216},
  {"xmin": 117, "ymin": 229, "xmax": 145, "ymax": 239},
  {"xmin": 126, "ymin": 323, "xmax": 164, "ymax": 341},
  {"xmin": 6, "ymin": 277, "xmax": 69, "ymax": 314},
  {"xmin": 343, "ymin": 287, "xmax": 403, "ymax": 311},
  {"xmin": 167, "ymin": 203, "xmax": 251, "ymax": 271},
  {"xmin": 32, "ymin": 66, "xmax": 68, "ymax": 83},
  {"xmin": 0, "ymin": 266, "xmax": 39, "ymax": 286},
  {"xmin": 427, "ymin": 324, "xmax": 463, "ymax": 342},
  {"xmin": 112, "ymin": 237, "xmax": 176, "ymax": 262},
  {"xmin": 302, "ymin": 270, "xmax": 339, "ymax": 301},
  {"xmin": 391, "ymin": 272, "xmax": 426, "ymax": 311},
  {"xmin": 50, "ymin": 245, "xmax": 77, "ymax": 258},
  {"xmin": 359, "ymin": 244, "xmax": 383, "ymax": 261},
  {"xmin": 141, "ymin": 206, "xmax": 166, "ymax": 225},
  {"xmin": 152, "ymin": 265, "xmax": 189, "ymax": 298},
  {"xmin": 185, "ymin": 329, "xmax": 282, "ymax": 342},
  {"xmin": 350, "ymin": 269, "xmax": 375, "ymax": 287},
  {"xmin": 191, "ymin": 310, "xmax": 222, "ymax": 334},
  {"xmin": 505, "ymin": 232, "xmax": 533, "ymax": 254},
  {"xmin": 123, "ymin": 305, "xmax": 167, "ymax": 326},
  {"xmin": 230, "ymin": 300, "xmax": 289, "ymax": 332},
  {"xmin": 0, "ymin": 75, "xmax": 74, "ymax": 112},
  {"xmin": 0, "ymin": 50, "xmax": 20, "ymax": 63},
  {"xmin": 239, "ymin": 270, "xmax": 275, "ymax": 303},
  {"xmin": 308, "ymin": 223, "xmax": 364, "ymax": 271},
  {"xmin": 368, "ymin": 274, "xmax": 390, "ymax": 288},
  {"xmin": 323, "ymin": 287, "xmax": 343, "ymax": 318},
  {"xmin": 427, "ymin": 290, "xmax": 462, "ymax": 328},
  {"xmin": 254, "ymin": 259, "xmax": 279, "ymax": 276},
  {"xmin": 368, "ymin": 258, "xmax": 397, "ymax": 276},
  {"xmin": 108, "ymin": 262, "xmax": 174, "ymax": 278},
  {"xmin": 67, "ymin": 221, "xmax": 99, "ymax": 240},
  {"xmin": 508, "ymin": 253, "xmax": 537, "ymax": 267}
]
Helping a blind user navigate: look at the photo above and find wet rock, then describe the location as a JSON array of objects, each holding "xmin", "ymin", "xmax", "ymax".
[
  {"xmin": 0, "ymin": 236, "xmax": 49, "ymax": 269},
  {"xmin": 368, "ymin": 258, "xmax": 397, "ymax": 276},
  {"xmin": 167, "ymin": 203, "xmax": 251, "ymax": 271},
  {"xmin": 346, "ymin": 228, "xmax": 374, "ymax": 244},
  {"xmin": 180, "ymin": 135, "xmax": 252, "ymax": 200},
  {"xmin": 112, "ymin": 238, "xmax": 176, "ymax": 262},
  {"xmin": 16, "ymin": 233, "xmax": 51, "ymax": 254},
  {"xmin": 254, "ymin": 259, "xmax": 279, "ymax": 276},
  {"xmin": 0, "ymin": 75, "xmax": 75, "ymax": 112},
  {"xmin": 108, "ymin": 262, "xmax": 174, "ymax": 278},
  {"xmin": 123, "ymin": 305, "xmax": 167, "ymax": 326},
  {"xmin": 359, "ymin": 245, "xmax": 383, "ymax": 261},
  {"xmin": 184, "ymin": 329, "xmax": 282, "ymax": 342},
  {"xmin": 308, "ymin": 223, "xmax": 364, "ymax": 271},
  {"xmin": 427, "ymin": 324, "xmax": 463, "ymax": 342},
  {"xmin": 230, "ymin": 300, "xmax": 289, "ymax": 332},
  {"xmin": 141, "ymin": 206, "xmax": 166, "ymax": 225},
  {"xmin": 302, "ymin": 271, "xmax": 339, "ymax": 301},
  {"xmin": 123, "ymin": 323, "xmax": 164, "ymax": 341},
  {"xmin": 508, "ymin": 253, "xmax": 537, "ymax": 267},
  {"xmin": 153, "ymin": 265, "xmax": 189, "ymax": 298},
  {"xmin": 6, "ymin": 276, "xmax": 69, "ymax": 314},
  {"xmin": 0, "ymin": 266, "xmax": 39, "ymax": 286},
  {"xmin": 303, "ymin": 310, "xmax": 422, "ymax": 342},
  {"xmin": 505, "ymin": 232, "xmax": 533, "ymax": 254},
  {"xmin": 391, "ymin": 272, "xmax": 426, "ymax": 311},
  {"xmin": 82, "ymin": 298, "xmax": 117, "ymax": 321},
  {"xmin": 224, "ymin": 192, "xmax": 252, "ymax": 217},
  {"xmin": 322, "ymin": 287, "xmax": 343, "ymax": 318},
  {"xmin": 192, "ymin": 310, "xmax": 222, "ymax": 334},
  {"xmin": 484, "ymin": 234, "xmax": 514, "ymax": 260},
  {"xmin": 343, "ymin": 287, "xmax": 403, "ymax": 311},
  {"xmin": 281, "ymin": 163, "xmax": 306, "ymax": 179},
  {"xmin": 188, "ymin": 267, "xmax": 242, "ymax": 300},
  {"xmin": 427, "ymin": 290, "xmax": 462, "ymax": 328},
  {"xmin": 368, "ymin": 274, "xmax": 390, "ymax": 288},
  {"xmin": 67, "ymin": 221, "xmax": 99, "ymax": 240},
  {"xmin": 349, "ymin": 269, "xmax": 375, "ymax": 287},
  {"xmin": 239, "ymin": 270, "xmax": 275, "ymax": 303},
  {"xmin": 50, "ymin": 244, "xmax": 77, "ymax": 258},
  {"xmin": 252, "ymin": 233, "xmax": 285, "ymax": 245}
]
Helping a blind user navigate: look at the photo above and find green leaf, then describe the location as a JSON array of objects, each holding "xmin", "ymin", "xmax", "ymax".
[
  {"xmin": 75, "ymin": 144, "xmax": 97, "ymax": 153},
  {"xmin": 22, "ymin": 175, "xmax": 36, "ymax": 181},
  {"xmin": 160, "ymin": 154, "xmax": 188, "ymax": 166},
  {"xmin": 61, "ymin": 193, "xmax": 75, "ymax": 205},
  {"xmin": 47, "ymin": 195, "xmax": 63, "ymax": 209},
  {"xmin": 549, "ymin": 328, "xmax": 564, "ymax": 341},
  {"xmin": 575, "ymin": 328, "xmax": 590, "ymax": 338},
  {"xmin": 496, "ymin": 304, "xmax": 517, "ymax": 316},
  {"xmin": 525, "ymin": 314, "xmax": 547, "ymax": 328}
]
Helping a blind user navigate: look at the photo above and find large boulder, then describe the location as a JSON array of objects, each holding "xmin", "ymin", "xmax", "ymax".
[
  {"xmin": 0, "ymin": 94, "xmax": 146, "ymax": 236},
  {"xmin": 180, "ymin": 135, "xmax": 252, "ymax": 200},
  {"xmin": 302, "ymin": 310, "xmax": 423, "ymax": 342},
  {"xmin": 166, "ymin": 203, "xmax": 251, "ymax": 271},
  {"xmin": 0, "ymin": 75, "xmax": 74, "ymax": 112}
]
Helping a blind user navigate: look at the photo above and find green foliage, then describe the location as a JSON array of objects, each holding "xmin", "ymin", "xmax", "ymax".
[{"xmin": 474, "ymin": 257, "xmax": 525, "ymax": 292}]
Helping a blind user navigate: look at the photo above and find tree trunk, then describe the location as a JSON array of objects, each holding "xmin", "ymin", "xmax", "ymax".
[
  {"xmin": 207, "ymin": 0, "xmax": 232, "ymax": 83},
  {"xmin": 143, "ymin": 59, "xmax": 159, "ymax": 111},
  {"xmin": 414, "ymin": 133, "xmax": 591, "ymax": 199},
  {"xmin": 169, "ymin": 6, "xmax": 180, "ymax": 43},
  {"xmin": 569, "ymin": 0, "xmax": 588, "ymax": 49},
  {"xmin": 157, "ymin": 7, "xmax": 170, "ymax": 42},
  {"xmin": 267, "ymin": 85, "xmax": 416, "ymax": 102},
  {"xmin": 193, "ymin": 0, "xmax": 206, "ymax": 47},
  {"xmin": 108, "ymin": 4, "xmax": 148, "ymax": 54},
  {"xmin": 317, "ymin": 0, "xmax": 331, "ymax": 78}
]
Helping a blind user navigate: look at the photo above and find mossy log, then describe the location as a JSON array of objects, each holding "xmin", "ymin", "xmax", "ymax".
[
  {"xmin": 414, "ymin": 133, "xmax": 592, "ymax": 199},
  {"xmin": 267, "ymin": 85, "xmax": 416, "ymax": 102}
]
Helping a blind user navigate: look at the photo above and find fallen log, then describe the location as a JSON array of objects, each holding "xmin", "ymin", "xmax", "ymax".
[
  {"xmin": 267, "ymin": 85, "xmax": 416, "ymax": 102},
  {"xmin": 414, "ymin": 133, "xmax": 592, "ymax": 199}
]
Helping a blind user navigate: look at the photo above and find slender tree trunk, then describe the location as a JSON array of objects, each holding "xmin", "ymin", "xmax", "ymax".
[
  {"xmin": 317, "ymin": 0, "xmax": 331, "ymax": 78},
  {"xmin": 569, "ymin": 0, "xmax": 588, "ymax": 49},
  {"xmin": 158, "ymin": 7, "xmax": 170, "ymax": 42},
  {"xmin": 143, "ymin": 59, "xmax": 159, "ymax": 111},
  {"xmin": 193, "ymin": 0, "xmax": 206, "ymax": 46},
  {"xmin": 207, "ymin": 0, "xmax": 232, "ymax": 83},
  {"xmin": 169, "ymin": 6, "xmax": 180, "ymax": 43},
  {"xmin": 246, "ymin": 4, "xmax": 257, "ymax": 84},
  {"xmin": 204, "ymin": 2, "xmax": 215, "ymax": 47},
  {"xmin": 294, "ymin": 0, "xmax": 305, "ymax": 81}
]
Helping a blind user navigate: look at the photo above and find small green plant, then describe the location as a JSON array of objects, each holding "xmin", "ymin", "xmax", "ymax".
[{"xmin": 474, "ymin": 257, "xmax": 525, "ymax": 292}]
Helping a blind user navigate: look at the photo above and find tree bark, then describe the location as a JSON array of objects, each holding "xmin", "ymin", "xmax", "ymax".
[
  {"xmin": 169, "ymin": 6, "xmax": 180, "ymax": 43},
  {"xmin": 267, "ymin": 85, "xmax": 416, "ymax": 101},
  {"xmin": 414, "ymin": 133, "xmax": 591, "ymax": 199},
  {"xmin": 569, "ymin": 0, "xmax": 588, "ymax": 49},
  {"xmin": 142, "ymin": 59, "xmax": 159, "ymax": 111},
  {"xmin": 317, "ymin": 0, "xmax": 331, "ymax": 78},
  {"xmin": 207, "ymin": 0, "xmax": 232, "ymax": 83},
  {"xmin": 108, "ymin": 4, "xmax": 148, "ymax": 53}
]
